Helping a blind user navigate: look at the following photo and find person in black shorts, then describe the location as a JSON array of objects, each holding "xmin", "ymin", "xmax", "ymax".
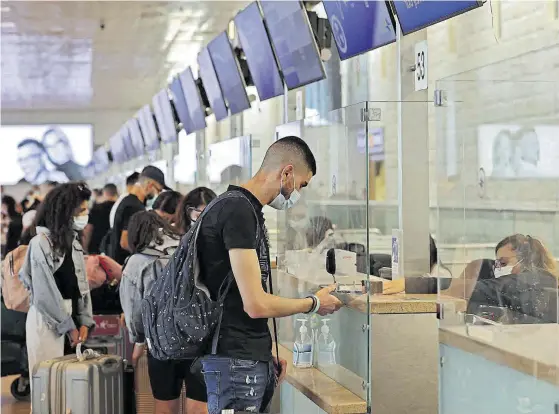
[{"xmin": 120, "ymin": 211, "xmax": 206, "ymax": 413}]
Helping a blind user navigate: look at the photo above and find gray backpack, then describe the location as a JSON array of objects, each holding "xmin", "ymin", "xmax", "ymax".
[{"xmin": 141, "ymin": 191, "xmax": 259, "ymax": 361}]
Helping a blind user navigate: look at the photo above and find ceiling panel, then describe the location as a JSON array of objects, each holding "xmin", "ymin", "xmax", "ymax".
[{"xmin": 1, "ymin": 1, "xmax": 248, "ymax": 111}]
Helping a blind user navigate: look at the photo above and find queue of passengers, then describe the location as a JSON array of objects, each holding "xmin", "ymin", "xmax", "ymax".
[{"xmin": 1, "ymin": 135, "xmax": 558, "ymax": 414}]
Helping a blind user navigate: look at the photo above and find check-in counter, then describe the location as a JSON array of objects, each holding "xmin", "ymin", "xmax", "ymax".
[
  {"xmin": 439, "ymin": 324, "xmax": 559, "ymax": 414},
  {"xmin": 276, "ymin": 268, "xmax": 466, "ymax": 414}
]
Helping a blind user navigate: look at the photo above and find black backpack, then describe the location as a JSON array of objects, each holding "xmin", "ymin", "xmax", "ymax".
[{"xmin": 141, "ymin": 191, "xmax": 259, "ymax": 361}]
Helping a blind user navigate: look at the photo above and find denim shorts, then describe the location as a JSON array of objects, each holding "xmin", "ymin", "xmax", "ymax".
[{"xmin": 201, "ymin": 356, "xmax": 276, "ymax": 414}]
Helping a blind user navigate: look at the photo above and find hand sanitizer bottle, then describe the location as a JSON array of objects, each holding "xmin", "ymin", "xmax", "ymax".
[
  {"xmin": 293, "ymin": 319, "xmax": 313, "ymax": 368},
  {"xmin": 317, "ymin": 319, "xmax": 336, "ymax": 365},
  {"xmin": 309, "ymin": 314, "xmax": 320, "ymax": 366}
]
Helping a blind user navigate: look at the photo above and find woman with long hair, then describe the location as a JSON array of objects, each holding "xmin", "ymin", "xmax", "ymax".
[
  {"xmin": 119, "ymin": 211, "xmax": 207, "ymax": 413},
  {"xmin": 152, "ymin": 190, "xmax": 183, "ymax": 225},
  {"xmin": 468, "ymin": 234, "xmax": 558, "ymax": 323},
  {"xmin": 176, "ymin": 187, "xmax": 216, "ymax": 234},
  {"xmin": 19, "ymin": 182, "xmax": 95, "ymax": 378}
]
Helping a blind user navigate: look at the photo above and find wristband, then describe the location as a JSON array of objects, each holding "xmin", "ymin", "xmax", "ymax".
[{"xmin": 304, "ymin": 295, "xmax": 320, "ymax": 314}]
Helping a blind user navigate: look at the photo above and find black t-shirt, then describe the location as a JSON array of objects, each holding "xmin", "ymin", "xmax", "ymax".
[
  {"xmin": 87, "ymin": 201, "xmax": 115, "ymax": 254},
  {"xmin": 111, "ymin": 194, "xmax": 145, "ymax": 265},
  {"xmin": 197, "ymin": 186, "xmax": 272, "ymax": 361}
]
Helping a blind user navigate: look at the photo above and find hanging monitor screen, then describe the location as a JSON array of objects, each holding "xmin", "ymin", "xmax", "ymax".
[
  {"xmin": 152, "ymin": 89, "xmax": 177, "ymax": 143},
  {"xmin": 392, "ymin": 0, "xmax": 483, "ymax": 35},
  {"xmin": 170, "ymin": 75, "xmax": 195, "ymax": 134},
  {"xmin": 137, "ymin": 105, "xmax": 159, "ymax": 151},
  {"xmin": 198, "ymin": 48, "xmax": 228, "ymax": 121},
  {"xmin": 260, "ymin": 0, "xmax": 325, "ymax": 90},
  {"xmin": 110, "ymin": 132, "xmax": 127, "ymax": 164},
  {"xmin": 92, "ymin": 147, "xmax": 110, "ymax": 175},
  {"xmin": 119, "ymin": 124, "xmax": 135, "ymax": 160},
  {"xmin": 235, "ymin": 2, "xmax": 283, "ymax": 101},
  {"xmin": 208, "ymin": 32, "xmax": 251, "ymax": 116},
  {"xmin": 179, "ymin": 68, "xmax": 207, "ymax": 132},
  {"xmin": 323, "ymin": 1, "xmax": 396, "ymax": 61},
  {"xmin": 126, "ymin": 118, "xmax": 145, "ymax": 157}
]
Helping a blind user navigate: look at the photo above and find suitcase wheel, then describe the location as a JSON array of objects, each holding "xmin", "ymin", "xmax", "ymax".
[{"xmin": 10, "ymin": 376, "xmax": 30, "ymax": 401}]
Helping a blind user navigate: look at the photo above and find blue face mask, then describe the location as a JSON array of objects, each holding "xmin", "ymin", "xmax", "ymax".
[{"xmin": 146, "ymin": 197, "xmax": 156, "ymax": 210}]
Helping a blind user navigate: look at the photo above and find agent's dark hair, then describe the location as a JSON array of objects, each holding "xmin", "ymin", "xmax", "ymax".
[
  {"xmin": 430, "ymin": 235, "xmax": 451, "ymax": 276},
  {"xmin": 496, "ymin": 234, "xmax": 557, "ymax": 279},
  {"xmin": 93, "ymin": 188, "xmax": 103, "ymax": 197},
  {"xmin": 262, "ymin": 136, "xmax": 317, "ymax": 176},
  {"xmin": 35, "ymin": 182, "xmax": 91, "ymax": 253},
  {"xmin": 306, "ymin": 216, "xmax": 333, "ymax": 248},
  {"xmin": 126, "ymin": 172, "xmax": 140, "ymax": 187},
  {"xmin": 2, "ymin": 195, "xmax": 18, "ymax": 217},
  {"xmin": 103, "ymin": 183, "xmax": 118, "ymax": 197},
  {"xmin": 152, "ymin": 191, "xmax": 182, "ymax": 215},
  {"xmin": 127, "ymin": 210, "xmax": 180, "ymax": 254},
  {"xmin": 176, "ymin": 187, "xmax": 217, "ymax": 234}
]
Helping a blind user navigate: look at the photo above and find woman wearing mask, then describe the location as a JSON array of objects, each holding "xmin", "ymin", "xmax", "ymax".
[
  {"xmin": 119, "ymin": 211, "xmax": 206, "ymax": 414},
  {"xmin": 468, "ymin": 234, "xmax": 558, "ymax": 323},
  {"xmin": 152, "ymin": 190, "xmax": 183, "ymax": 225},
  {"xmin": 19, "ymin": 183, "xmax": 94, "ymax": 379},
  {"xmin": 176, "ymin": 187, "xmax": 216, "ymax": 234}
]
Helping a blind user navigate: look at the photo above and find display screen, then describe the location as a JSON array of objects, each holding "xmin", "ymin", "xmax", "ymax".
[
  {"xmin": 208, "ymin": 32, "xmax": 251, "ymax": 116},
  {"xmin": 170, "ymin": 76, "xmax": 195, "ymax": 134},
  {"xmin": 0, "ymin": 124, "xmax": 93, "ymax": 185},
  {"xmin": 323, "ymin": 0, "xmax": 396, "ymax": 60},
  {"xmin": 179, "ymin": 68, "xmax": 207, "ymax": 132},
  {"xmin": 198, "ymin": 47, "xmax": 228, "ymax": 121},
  {"xmin": 207, "ymin": 135, "xmax": 252, "ymax": 193},
  {"xmin": 392, "ymin": 0, "xmax": 483, "ymax": 35},
  {"xmin": 137, "ymin": 105, "xmax": 159, "ymax": 151},
  {"xmin": 152, "ymin": 89, "xmax": 177, "ymax": 143},
  {"xmin": 110, "ymin": 132, "xmax": 127, "ymax": 164},
  {"xmin": 478, "ymin": 125, "xmax": 559, "ymax": 179},
  {"xmin": 119, "ymin": 124, "xmax": 135, "ymax": 160},
  {"xmin": 260, "ymin": 0, "xmax": 325, "ymax": 90},
  {"xmin": 235, "ymin": 2, "xmax": 284, "ymax": 101},
  {"xmin": 357, "ymin": 127, "xmax": 385, "ymax": 161},
  {"xmin": 174, "ymin": 130, "xmax": 197, "ymax": 185},
  {"xmin": 127, "ymin": 118, "xmax": 145, "ymax": 157}
]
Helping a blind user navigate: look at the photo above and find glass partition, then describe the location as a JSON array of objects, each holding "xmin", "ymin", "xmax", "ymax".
[
  {"xmin": 435, "ymin": 77, "xmax": 559, "ymax": 411},
  {"xmin": 276, "ymin": 102, "xmax": 372, "ymax": 407}
]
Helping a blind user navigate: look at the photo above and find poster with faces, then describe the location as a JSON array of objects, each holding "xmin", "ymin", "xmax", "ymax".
[
  {"xmin": 0, "ymin": 124, "xmax": 93, "ymax": 185},
  {"xmin": 478, "ymin": 125, "xmax": 559, "ymax": 178}
]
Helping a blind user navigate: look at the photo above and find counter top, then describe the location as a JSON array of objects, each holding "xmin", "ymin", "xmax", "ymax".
[
  {"xmin": 279, "ymin": 270, "xmax": 465, "ymax": 314},
  {"xmin": 278, "ymin": 344, "xmax": 367, "ymax": 414},
  {"xmin": 440, "ymin": 324, "xmax": 559, "ymax": 386}
]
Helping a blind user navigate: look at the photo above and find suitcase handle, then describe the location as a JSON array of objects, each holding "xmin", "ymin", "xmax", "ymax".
[{"xmin": 76, "ymin": 342, "xmax": 101, "ymax": 361}]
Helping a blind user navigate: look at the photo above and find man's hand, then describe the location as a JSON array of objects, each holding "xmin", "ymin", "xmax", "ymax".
[
  {"xmin": 315, "ymin": 284, "xmax": 343, "ymax": 316},
  {"xmin": 132, "ymin": 343, "xmax": 145, "ymax": 367},
  {"xmin": 69, "ymin": 329, "xmax": 80, "ymax": 347},
  {"xmin": 78, "ymin": 326, "xmax": 89, "ymax": 343},
  {"xmin": 273, "ymin": 356, "xmax": 288, "ymax": 385}
]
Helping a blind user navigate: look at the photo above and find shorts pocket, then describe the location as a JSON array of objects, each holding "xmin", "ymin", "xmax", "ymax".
[{"xmin": 202, "ymin": 370, "xmax": 221, "ymax": 414}]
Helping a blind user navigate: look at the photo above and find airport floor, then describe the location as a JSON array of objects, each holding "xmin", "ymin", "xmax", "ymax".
[{"xmin": 1, "ymin": 376, "xmax": 29, "ymax": 414}]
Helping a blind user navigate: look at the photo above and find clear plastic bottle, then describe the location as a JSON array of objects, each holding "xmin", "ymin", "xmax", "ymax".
[
  {"xmin": 293, "ymin": 319, "xmax": 313, "ymax": 368},
  {"xmin": 317, "ymin": 319, "xmax": 336, "ymax": 365}
]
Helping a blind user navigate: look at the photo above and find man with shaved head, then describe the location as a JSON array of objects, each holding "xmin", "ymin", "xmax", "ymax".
[{"xmin": 193, "ymin": 136, "xmax": 342, "ymax": 414}]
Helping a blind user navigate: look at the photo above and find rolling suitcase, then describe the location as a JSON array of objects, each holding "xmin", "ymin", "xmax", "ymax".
[
  {"xmin": 31, "ymin": 344, "xmax": 124, "ymax": 414},
  {"xmin": 87, "ymin": 314, "xmax": 133, "ymax": 362}
]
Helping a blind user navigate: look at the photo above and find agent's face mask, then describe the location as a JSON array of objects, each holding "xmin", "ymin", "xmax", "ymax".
[
  {"xmin": 494, "ymin": 260, "xmax": 521, "ymax": 278},
  {"xmin": 269, "ymin": 168, "xmax": 301, "ymax": 211}
]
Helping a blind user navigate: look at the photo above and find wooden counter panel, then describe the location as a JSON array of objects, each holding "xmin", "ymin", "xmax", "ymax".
[{"xmin": 278, "ymin": 344, "xmax": 367, "ymax": 414}]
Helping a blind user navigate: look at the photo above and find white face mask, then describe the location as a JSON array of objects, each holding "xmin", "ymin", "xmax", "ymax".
[
  {"xmin": 73, "ymin": 215, "xmax": 89, "ymax": 231},
  {"xmin": 494, "ymin": 260, "xmax": 520, "ymax": 278},
  {"xmin": 268, "ymin": 170, "xmax": 301, "ymax": 211}
]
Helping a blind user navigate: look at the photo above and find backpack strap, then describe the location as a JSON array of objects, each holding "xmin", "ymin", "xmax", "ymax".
[{"xmin": 268, "ymin": 271, "xmax": 280, "ymax": 364}]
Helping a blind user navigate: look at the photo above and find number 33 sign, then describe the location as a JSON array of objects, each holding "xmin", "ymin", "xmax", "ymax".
[{"xmin": 414, "ymin": 40, "xmax": 428, "ymax": 91}]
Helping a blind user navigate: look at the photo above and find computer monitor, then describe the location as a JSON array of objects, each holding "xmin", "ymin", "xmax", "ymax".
[
  {"xmin": 178, "ymin": 67, "xmax": 207, "ymax": 132},
  {"xmin": 259, "ymin": 0, "xmax": 325, "ymax": 90},
  {"xmin": 234, "ymin": 2, "xmax": 284, "ymax": 101},
  {"xmin": 391, "ymin": 0, "xmax": 483, "ymax": 35},
  {"xmin": 92, "ymin": 147, "xmax": 110, "ymax": 174},
  {"xmin": 137, "ymin": 104, "xmax": 160, "ymax": 151},
  {"xmin": 170, "ymin": 76, "xmax": 194, "ymax": 134},
  {"xmin": 323, "ymin": 0, "xmax": 396, "ymax": 60},
  {"xmin": 152, "ymin": 89, "xmax": 177, "ymax": 143},
  {"xmin": 110, "ymin": 132, "xmax": 127, "ymax": 163},
  {"xmin": 208, "ymin": 32, "xmax": 251, "ymax": 116},
  {"xmin": 126, "ymin": 118, "xmax": 145, "ymax": 157},
  {"xmin": 198, "ymin": 47, "xmax": 228, "ymax": 121}
]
